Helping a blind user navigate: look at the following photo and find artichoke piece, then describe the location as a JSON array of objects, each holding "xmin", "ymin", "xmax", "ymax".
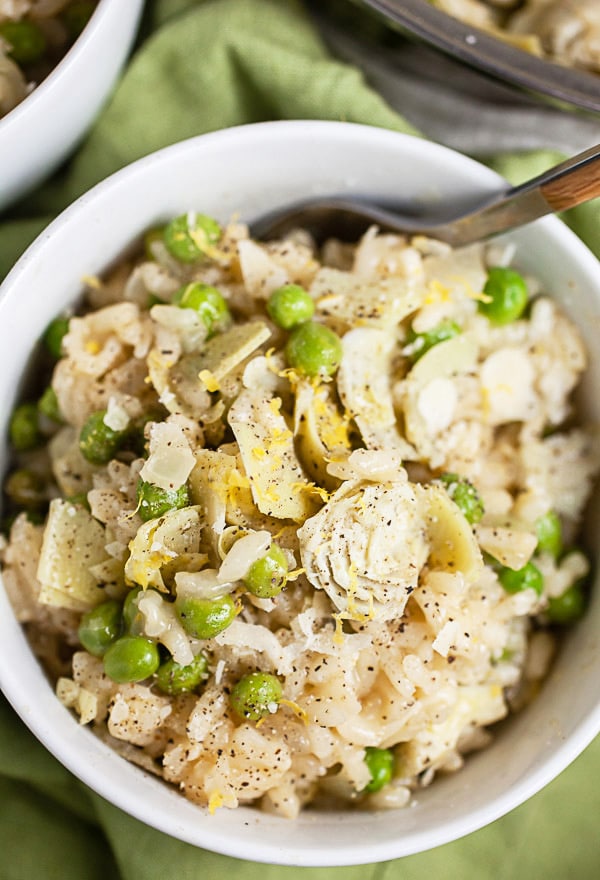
[
  {"xmin": 408, "ymin": 330, "xmax": 478, "ymax": 386},
  {"xmin": 228, "ymin": 388, "xmax": 318, "ymax": 522},
  {"xmin": 163, "ymin": 353, "xmax": 213, "ymax": 419},
  {"xmin": 402, "ymin": 333, "xmax": 479, "ymax": 458},
  {"xmin": 37, "ymin": 500, "xmax": 111, "ymax": 611},
  {"xmin": 475, "ymin": 516, "xmax": 538, "ymax": 571},
  {"xmin": 197, "ymin": 321, "xmax": 271, "ymax": 392},
  {"xmin": 415, "ymin": 484, "xmax": 483, "ymax": 583},
  {"xmin": 337, "ymin": 327, "xmax": 415, "ymax": 456},
  {"xmin": 190, "ymin": 447, "xmax": 285, "ymax": 538},
  {"xmin": 298, "ymin": 477, "xmax": 429, "ymax": 621},
  {"xmin": 49, "ymin": 427, "xmax": 97, "ymax": 497},
  {"xmin": 124, "ymin": 506, "xmax": 204, "ymax": 591},
  {"xmin": 310, "ymin": 267, "xmax": 424, "ymax": 330},
  {"xmin": 422, "ymin": 243, "xmax": 487, "ymax": 303},
  {"xmin": 189, "ymin": 448, "xmax": 237, "ymax": 539},
  {"xmin": 139, "ymin": 421, "xmax": 195, "ymax": 491},
  {"xmin": 294, "ymin": 379, "xmax": 352, "ymax": 488},
  {"xmin": 237, "ymin": 239, "xmax": 291, "ymax": 297}
]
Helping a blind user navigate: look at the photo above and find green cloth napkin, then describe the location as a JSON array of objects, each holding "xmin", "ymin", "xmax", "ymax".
[{"xmin": 1, "ymin": 1, "xmax": 599, "ymax": 877}]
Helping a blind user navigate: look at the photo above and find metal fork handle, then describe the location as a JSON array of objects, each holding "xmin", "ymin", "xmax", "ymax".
[
  {"xmin": 251, "ymin": 143, "xmax": 600, "ymax": 246},
  {"xmin": 435, "ymin": 142, "xmax": 600, "ymax": 245}
]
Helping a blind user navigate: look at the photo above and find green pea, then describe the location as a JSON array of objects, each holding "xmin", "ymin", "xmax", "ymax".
[
  {"xmin": 61, "ymin": 0, "xmax": 96, "ymax": 38},
  {"xmin": 136, "ymin": 479, "xmax": 190, "ymax": 522},
  {"xmin": 0, "ymin": 20, "xmax": 46, "ymax": 64},
  {"xmin": 163, "ymin": 212, "xmax": 221, "ymax": 263},
  {"xmin": 43, "ymin": 315, "xmax": 70, "ymax": 359},
  {"xmin": 363, "ymin": 746, "xmax": 394, "ymax": 793},
  {"xmin": 498, "ymin": 561, "xmax": 544, "ymax": 596},
  {"xmin": 478, "ymin": 266, "xmax": 528, "ymax": 325},
  {"xmin": 535, "ymin": 511, "xmax": 562, "ymax": 559},
  {"xmin": 267, "ymin": 284, "xmax": 315, "ymax": 330},
  {"xmin": 79, "ymin": 410, "xmax": 128, "ymax": 465},
  {"xmin": 546, "ymin": 581, "xmax": 586, "ymax": 625},
  {"xmin": 9, "ymin": 402, "xmax": 40, "ymax": 451},
  {"xmin": 155, "ymin": 652, "xmax": 209, "ymax": 696},
  {"xmin": 103, "ymin": 635, "xmax": 160, "ymax": 683},
  {"xmin": 439, "ymin": 472, "xmax": 484, "ymax": 524},
  {"xmin": 230, "ymin": 671, "xmax": 283, "ymax": 721},
  {"xmin": 173, "ymin": 283, "xmax": 231, "ymax": 335},
  {"xmin": 285, "ymin": 321, "xmax": 342, "ymax": 378},
  {"xmin": 78, "ymin": 599, "xmax": 123, "ymax": 658},
  {"xmin": 122, "ymin": 586, "xmax": 144, "ymax": 634},
  {"xmin": 5, "ymin": 468, "xmax": 45, "ymax": 508},
  {"xmin": 407, "ymin": 320, "xmax": 461, "ymax": 362},
  {"xmin": 38, "ymin": 386, "xmax": 62, "ymax": 423},
  {"xmin": 175, "ymin": 594, "xmax": 236, "ymax": 639},
  {"xmin": 244, "ymin": 544, "xmax": 288, "ymax": 598}
]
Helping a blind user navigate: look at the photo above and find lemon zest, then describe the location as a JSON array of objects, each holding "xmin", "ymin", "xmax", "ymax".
[
  {"xmin": 291, "ymin": 481, "xmax": 331, "ymax": 502},
  {"xmin": 311, "ymin": 390, "xmax": 352, "ymax": 451},
  {"xmin": 207, "ymin": 789, "xmax": 236, "ymax": 814},
  {"xmin": 424, "ymin": 278, "xmax": 452, "ymax": 305},
  {"xmin": 461, "ymin": 279, "xmax": 493, "ymax": 304},
  {"xmin": 316, "ymin": 293, "xmax": 343, "ymax": 308},
  {"xmin": 280, "ymin": 698, "xmax": 308, "ymax": 725},
  {"xmin": 480, "ymin": 385, "xmax": 491, "ymax": 420},
  {"xmin": 188, "ymin": 228, "xmax": 230, "ymax": 264},
  {"xmin": 333, "ymin": 613, "xmax": 345, "ymax": 645},
  {"xmin": 270, "ymin": 426, "xmax": 293, "ymax": 446},
  {"xmin": 227, "ymin": 470, "xmax": 251, "ymax": 490},
  {"xmin": 199, "ymin": 369, "xmax": 221, "ymax": 393}
]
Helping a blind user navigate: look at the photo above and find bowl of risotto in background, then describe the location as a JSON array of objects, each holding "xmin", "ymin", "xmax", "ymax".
[
  {"xmin": 0, "ymin": 0, "xmax": 144, "ymax": 209},
  {"xmin": 327, "ymin": 0, "xmax": 600, "ymax": 113},
  {"xmin": 0, "ymin": 121, "xmax": 599, "ymax": 866}
]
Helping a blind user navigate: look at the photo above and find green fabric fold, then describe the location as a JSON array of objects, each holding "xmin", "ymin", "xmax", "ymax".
[{"xmin": 0, "ymin": 1, "xmax": 599, "ymax": 877}]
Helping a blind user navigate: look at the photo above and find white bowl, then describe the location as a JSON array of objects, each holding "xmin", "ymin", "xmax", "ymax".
[
  {"xmin": 0, "ymin": 121, "xmax": 599, "ymax": 867},
  {"xmin": 0, "ymin": 0, "xmax": 144, "ymax": 209}
]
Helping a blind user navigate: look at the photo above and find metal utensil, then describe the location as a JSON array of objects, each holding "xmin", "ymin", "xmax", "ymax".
[
  {"xmin": 251, "ymin": 142, "xmax": 600, "ymax": 247},
  {"xmin": 357, "ymin": 0, "xmax": 600, "ymax": 113}
]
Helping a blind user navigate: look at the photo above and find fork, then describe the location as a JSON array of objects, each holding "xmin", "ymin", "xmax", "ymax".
[{"xmin": 251, "ymin": 142, "xmax": 600, "ymax": 246}]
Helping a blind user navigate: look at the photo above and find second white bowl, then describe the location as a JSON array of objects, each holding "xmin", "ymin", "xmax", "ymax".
[{"xmin": 0, "ymin": 0, "xmax": 144, "ymax": 209}]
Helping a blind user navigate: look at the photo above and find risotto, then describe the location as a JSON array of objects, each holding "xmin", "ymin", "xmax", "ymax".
[
  {"xmin": 0, "ymin": 0, "xmax": 98, "ymax": 117},
  {"xmin": 430, "ymin": 0, "xmax": 600, "ymax": 74},
  {"xmin": 1, "ymin": 213, "xmax": 598, "ymax": 817}
]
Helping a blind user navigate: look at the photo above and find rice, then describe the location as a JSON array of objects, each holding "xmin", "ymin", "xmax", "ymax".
[
  {"xmin": 1, "ymin": 215, "xmax": 598, "ymax": 818},
  {"xmin": 432, "ymin": 0, "xmax": 600, "ymax": 75}
]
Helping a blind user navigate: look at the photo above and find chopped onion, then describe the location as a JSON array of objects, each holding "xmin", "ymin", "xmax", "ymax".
[
  {"xmin": 217, "ymin": 530, "xmax": 271, "ymax": 584},
  {"xmin": 175, "ymin": 569, "xmax": 236, "ymax": 600}
]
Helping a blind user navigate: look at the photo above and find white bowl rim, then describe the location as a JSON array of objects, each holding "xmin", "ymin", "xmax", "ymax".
[{"xmin": 1, "ymin": 120, "xmax": 600, "ymax": 866}]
